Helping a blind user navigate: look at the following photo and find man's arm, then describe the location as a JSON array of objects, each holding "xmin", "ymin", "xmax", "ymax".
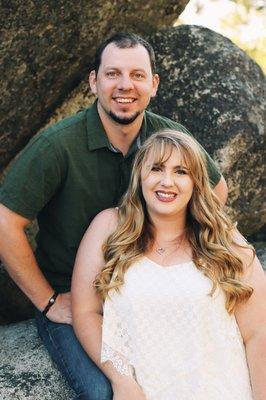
[
  {"xmin": 0, "ymin": 204, "xmax": 71, "ymax": 324},
  {"xmin": 213, "ymin": 175, "xmax": 228, "ymax": 205}
]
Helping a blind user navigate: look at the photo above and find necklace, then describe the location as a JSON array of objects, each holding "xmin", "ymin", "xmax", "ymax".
[
  {"xmin": 155, "ymin": 246, "xmax": 167, "ymax": 255},
  {"xmin": 154, "ymin": 232, "xmax": 186, "ymax": 257}
]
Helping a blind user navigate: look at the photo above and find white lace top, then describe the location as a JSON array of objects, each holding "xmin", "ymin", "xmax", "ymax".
[{"xmin": 101, "ymin": 257, "xmax": 253, "ymax": 400}]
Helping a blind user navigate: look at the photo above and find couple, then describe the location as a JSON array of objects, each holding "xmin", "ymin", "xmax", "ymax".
[
  {"xmin": 0, "ymin": 32, "xmax": 265, "ymax": 399},
  {"xmin": 72, "ymin": 129, "xmax": 265, "ymax": 400}
]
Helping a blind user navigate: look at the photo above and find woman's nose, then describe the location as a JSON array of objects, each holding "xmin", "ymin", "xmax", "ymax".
[{"xmin": 160, "ymin": 172, "xmax": 174, "ymax": 187}]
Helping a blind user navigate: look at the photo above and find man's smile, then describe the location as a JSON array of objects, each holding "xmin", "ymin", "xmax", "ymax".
[{"xmin": 113, "ymin": 97, "xmax": 136, "ymax": 104}]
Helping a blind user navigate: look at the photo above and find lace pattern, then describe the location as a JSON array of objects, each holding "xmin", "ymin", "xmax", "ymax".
[
  {"xmin": 101, "ymin": 257, "xmax": 253, "ymax": 399},
  {"xmin": 101, "ymin": 342, "xmax": 133, "ymax": 376}
]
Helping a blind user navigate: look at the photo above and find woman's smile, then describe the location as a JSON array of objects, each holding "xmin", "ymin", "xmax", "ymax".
[{"xmin": 155, "ymin": 190, "xmax": 177, "ymax": 202}]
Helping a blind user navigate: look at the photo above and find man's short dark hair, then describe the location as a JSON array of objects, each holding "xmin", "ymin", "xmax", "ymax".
[{"xmin": 94, "ymin": 32, "xmax": 156, "ymax": 74}]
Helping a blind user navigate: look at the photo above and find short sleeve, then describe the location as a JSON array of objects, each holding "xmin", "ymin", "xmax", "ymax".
[{"xmin": 0, "ymin": 135, "xmax": 64, "ymax": 220}]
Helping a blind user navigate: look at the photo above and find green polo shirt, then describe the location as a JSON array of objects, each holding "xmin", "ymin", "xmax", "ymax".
[{"xmin": 0, "ymin": 101, "xmax": 221, "ymax": 291}]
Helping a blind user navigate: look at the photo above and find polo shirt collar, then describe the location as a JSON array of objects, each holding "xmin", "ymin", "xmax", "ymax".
[
  {"xmin": 138, "ymin": 111, "xmax": 148, "ymax": 145},
  {"xmin": 86, "ymin": 101, "xmax": 110, "ymax": 151},
  {"xmin": 126, "ymin": 115, "xmax": 147, "ymax": 158},
  {"xmin": 86, "ymin": 100, "xmax": 148, "ymax": 153}
]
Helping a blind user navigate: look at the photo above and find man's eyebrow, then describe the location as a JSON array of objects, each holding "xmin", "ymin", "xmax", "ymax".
[
  {"xmin": 104, "ymin": 66, "xmax": 147, "ymax": 73},
  {"xmin": 132, "ymin": 68, "xmax": 146, "ymax": 72},
  {"xmin": 104, "ymin": 66, "xmax": 120, "ymax": 70}
]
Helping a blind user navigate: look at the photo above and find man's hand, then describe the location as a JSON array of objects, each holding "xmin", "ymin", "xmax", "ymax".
[{"xmin": 46, "ymin": 292, "xmax": 72, "ymax": 325}]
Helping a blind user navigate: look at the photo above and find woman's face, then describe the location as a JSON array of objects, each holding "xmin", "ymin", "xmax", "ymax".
[{"xmin": 140, "ymin": 146, "xmax": 194, "ymax": 220}]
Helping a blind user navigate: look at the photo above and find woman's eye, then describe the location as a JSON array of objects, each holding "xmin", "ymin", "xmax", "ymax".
[
  {"xmin": 151, "ymin": 166, "xmax": 161, "ymax": 172},
  {"xmin": 176, "ymin": 169, "xmax": 187, "ymax": 175}
]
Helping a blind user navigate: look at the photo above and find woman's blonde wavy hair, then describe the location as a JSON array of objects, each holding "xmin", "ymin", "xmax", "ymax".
[{"xmin": 94, "ymin": 129, "xmax": 253, "ymax": 313}]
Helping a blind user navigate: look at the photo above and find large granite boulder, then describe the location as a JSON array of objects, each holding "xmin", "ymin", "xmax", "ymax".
[
  {"xmin": 42, "ymin": 81, "xmax": 95, "ymax": 131},
  {"xmin": 148, "ymin": 25, "xmax": 265, "ymax": 235},
  {"xmin": 0, "ymin": 320, "xmax": 73, "ymax": 399},
  {"xmin": 0, "ymin": 0, "xmax": 189, "ymax": 172}
]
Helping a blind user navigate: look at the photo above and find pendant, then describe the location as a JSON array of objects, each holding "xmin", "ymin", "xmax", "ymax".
[{"xmin": 156, "ymin": 247, "xmax": 166, "ymax": 255}]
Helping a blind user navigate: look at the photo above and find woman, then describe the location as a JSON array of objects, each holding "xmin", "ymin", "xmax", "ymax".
[{"xmin": 72, "ymin": 130, "xmax": 266, "ymax": 400}]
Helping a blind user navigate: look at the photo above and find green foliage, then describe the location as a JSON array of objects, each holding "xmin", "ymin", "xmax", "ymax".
[
  {"xmin": 220, "ymin": 0, "xmax": 265, "ymax": 72},
  {"xmin": 178, "ymin": 0, "xmax": 265, "ymax": 72}
]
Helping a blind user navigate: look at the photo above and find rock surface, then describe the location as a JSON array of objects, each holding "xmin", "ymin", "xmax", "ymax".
[
  {"xmin": 148, "ymin": 25, "xmax": 265, "ymax": 235},
  {"xmin": 0, "ymin": 0, "xmax": 189, "ymax": 172},
  {"xmin": 42, "ymin": 81, "xmax": 95, "ymax": 130},
  {"xmin": 0, "ymin": 320, "xmax": 73, "ymax": 399}
]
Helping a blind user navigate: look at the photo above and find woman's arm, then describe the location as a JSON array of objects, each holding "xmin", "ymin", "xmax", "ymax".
[
  {"xmin": 71, "ymin": 208, "xmax": 146, "ymax": 400},
  {"xmin": 234, "ymin": 234, "xmax": 266, "ymax": 400}
]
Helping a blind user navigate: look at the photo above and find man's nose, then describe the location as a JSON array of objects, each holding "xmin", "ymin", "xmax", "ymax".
[{"xmin": 117, "ymin": 74, "xmax": 134, "ymax": 90}]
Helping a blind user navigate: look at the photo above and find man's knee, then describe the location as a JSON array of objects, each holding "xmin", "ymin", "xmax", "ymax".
[{"xmin": 35, "ymin": 312, "xmax": 112, "ymax": 400}]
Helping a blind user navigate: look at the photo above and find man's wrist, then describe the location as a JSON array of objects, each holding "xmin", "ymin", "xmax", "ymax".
[{"xmin": 42, "ymin": 292, "xmax": 59, "ymax": 315}]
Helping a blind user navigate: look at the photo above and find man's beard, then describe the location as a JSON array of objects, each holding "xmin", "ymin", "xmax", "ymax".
[{"xmin": 109, "ymin": 110, "xmax": 141, "ymax": 125}]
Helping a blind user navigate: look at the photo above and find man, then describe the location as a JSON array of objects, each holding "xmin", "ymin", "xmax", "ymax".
[{"xmin": 0, "ymin": 33, "xmax": 227, "ymax": 399}]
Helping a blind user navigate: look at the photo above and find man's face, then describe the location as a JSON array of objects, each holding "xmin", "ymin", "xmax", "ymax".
[{"xmin": 89, "ymin": 43, "xmax": 159, "ymax": 125}]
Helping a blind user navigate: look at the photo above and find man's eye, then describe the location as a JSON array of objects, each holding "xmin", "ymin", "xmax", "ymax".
[
  {"xmin": 133, "ymin": 73, "xmax": 145, "ymax": 80},
  {"xmin": 106, "ymin": 71, "xmax": 118, "ymax": 78}
]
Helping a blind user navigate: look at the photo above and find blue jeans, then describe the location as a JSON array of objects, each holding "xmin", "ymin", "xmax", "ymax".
[{"xmin": 35, "ymin": 310, "xmax": 113, "ymax": 400}]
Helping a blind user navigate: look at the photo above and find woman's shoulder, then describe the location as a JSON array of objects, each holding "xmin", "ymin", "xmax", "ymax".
[
  {"xmin": 90, "ymin": 207, "xmax": 119, "ymax": 234},
  {"xmin": 80, "ymin": 208, "xmax": 119, "ymax": 249}
]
